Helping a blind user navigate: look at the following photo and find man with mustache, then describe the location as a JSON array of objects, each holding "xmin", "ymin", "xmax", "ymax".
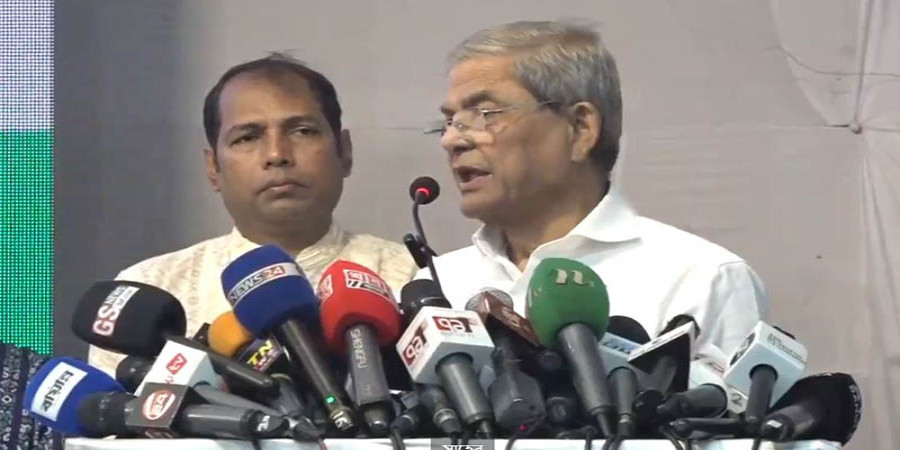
[
  {"xmin": 427, "ymin": 21, "xmax": 767, "ymax": 355},
  {"xmin": 89, "ymin": 54, "xmax": 416, "ymax": 371}
]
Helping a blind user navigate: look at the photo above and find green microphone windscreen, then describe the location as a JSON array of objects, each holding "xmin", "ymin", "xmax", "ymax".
[{"xmin": 526, "ymin": 258, "xmax": 610, "ymax": 349}]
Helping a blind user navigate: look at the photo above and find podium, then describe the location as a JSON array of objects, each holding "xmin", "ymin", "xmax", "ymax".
[{"xmin": 65, "ymin": 438, "xmax": 841, "ymax": 450}]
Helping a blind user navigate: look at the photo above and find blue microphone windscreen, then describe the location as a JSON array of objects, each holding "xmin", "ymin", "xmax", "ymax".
[
  {"xmin": 221, "ymin": 244, "xmax": 319, "ymax": 337},
  {"xmin": 24, "ymin": 357, "xmax": 124, "ymax": 436}
]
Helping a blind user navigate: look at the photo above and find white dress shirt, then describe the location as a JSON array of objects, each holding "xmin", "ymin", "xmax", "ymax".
[
  {"xmin": 420, "ymin": 186, "xmax": 768, "ymax": 356},
  {"xmin": 89, "ymin": 222, "xmax": 418, "ymax": 373}
]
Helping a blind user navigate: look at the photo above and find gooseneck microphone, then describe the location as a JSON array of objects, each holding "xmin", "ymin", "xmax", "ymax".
[
  {"xmin": 527, "ymin": 258, "xmax": 615, "ymax": 437},
  {"xmin": 222, "ymin": 245, "xmax": 356, "ymax": 433},
  {"xmin": 403, "ymin": 176, "xmax": 442, "ymax": 290}
]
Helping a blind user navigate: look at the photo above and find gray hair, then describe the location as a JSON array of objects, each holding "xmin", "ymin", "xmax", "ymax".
[{"xmin": 448, "ymin": 21, "xmax": 623, "ymax": 173}]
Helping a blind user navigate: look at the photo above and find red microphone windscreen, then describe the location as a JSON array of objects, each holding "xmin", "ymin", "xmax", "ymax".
[{"xmin": 317, "ymin": 260, "xmax": 402, "ymax": 352}]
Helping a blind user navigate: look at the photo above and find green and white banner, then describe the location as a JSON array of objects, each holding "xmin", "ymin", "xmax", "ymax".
[{"xmin": 0, "ymin": 0, "xmax": 53, "ymax": 353}]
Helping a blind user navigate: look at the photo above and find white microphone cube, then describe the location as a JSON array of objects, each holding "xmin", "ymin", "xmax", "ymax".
[
  {"xmin": 724, "ymin": 321, "xmax": 807, "ymax": 406},
  {"xmin": 395, "ymin": 306, "xmax": 495, "ymax": 385},
  {"xmin": 136, "ymin": 340, "xmax": 225, "ymax": 395}
]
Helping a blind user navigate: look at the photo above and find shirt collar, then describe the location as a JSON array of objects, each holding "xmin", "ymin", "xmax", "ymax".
[
  {"xmin": 472, "ymin": 185, "xmax": 642, "ymax": 259},
  {"xmin": 226, "ymin": 221, "xmax": 348, "ymax": 272}
]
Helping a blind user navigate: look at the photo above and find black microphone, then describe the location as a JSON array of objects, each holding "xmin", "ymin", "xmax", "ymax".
[
  {"xmin": 603, "ymin": 316, "xmax": 651, "ymax": 438},
  {"xmin": 71, "ymin": 280, "xmax": 278, "ymax": 396},
  {"xmin": 116, "ymin": 385, "xmax": 289, "ymax": 439},
  {"xmin": 670, "ymin": 417, "xmax": 744, "ymax": 440},
  {"xmin": 759, "ymin": 372, "xmax": 861, "ymax": 445},
  {"xmin": 466, "ymin": 288, "xmax": 546, "ymax": 433},
  {"xmin": 403, "ymin": 176, "xmax": 442, "ymax": 291},
  {"xmin": 544, "ymin": 383, "xmax": 580, "ymax": 427},
  {"xmin": 628, "ymin": 315, "xmax": 697, "ymax": 395}
]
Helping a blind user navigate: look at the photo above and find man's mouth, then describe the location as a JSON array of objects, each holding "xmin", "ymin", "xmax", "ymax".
[
  {"xmin": 456, "ymin": 166, "xmax": 491, "ymax": 183},
  {"xmin": 260, "ymin": 179, "xmax": 305, "ymax": 193}
]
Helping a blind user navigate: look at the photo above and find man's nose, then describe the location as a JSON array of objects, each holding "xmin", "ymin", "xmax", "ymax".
[
  {"xmin": 263, "ymin": 135, "xmax": 295, "ymax": 168},
  {"xmin": 440, "ymin": 125, "xmax": 476, "ymax": 156}
]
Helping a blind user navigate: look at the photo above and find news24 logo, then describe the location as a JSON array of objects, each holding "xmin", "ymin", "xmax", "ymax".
[{"xmin": 227, "ymin": 262, "xmax": 299, "ymax": 305}]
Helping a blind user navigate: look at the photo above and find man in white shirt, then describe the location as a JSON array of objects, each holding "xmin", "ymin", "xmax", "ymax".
[
  {"xmin": 89, "ymin": 54, "xmax": 417, "ymax": 371},
  {"xmin": 426, "ymin": 21, "xmax": 767, "ymax": 355}
]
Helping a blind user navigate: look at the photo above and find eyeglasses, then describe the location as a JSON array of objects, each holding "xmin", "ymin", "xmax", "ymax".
[{"xmin": 424, "ymin": 100, "xmax": 557, "ymax": 136}]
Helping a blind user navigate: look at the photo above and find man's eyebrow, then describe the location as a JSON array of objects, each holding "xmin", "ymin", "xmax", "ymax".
[
  {"xmin": 224, "ymin": 122, "xmax": 264, "ymax": 138},
  {"xmin": 280, "ymin": 115, "xmax": 321, "ymax": 128},
  {"xmin": 439, "ymin": 90, "xmax": 498, "ymax": 116}
]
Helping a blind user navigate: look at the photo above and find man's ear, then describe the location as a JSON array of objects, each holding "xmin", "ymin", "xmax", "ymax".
[
  {"xmin": 203, "ymin": 148, "xmax": 221, "ymax": 192},
  {"xmin": 567, "ymin": 101, "xmax": 602, "ymax": 164},
  {"xmin": 338, "ymin": 129, "xmax": 353, "ymax": 177}
]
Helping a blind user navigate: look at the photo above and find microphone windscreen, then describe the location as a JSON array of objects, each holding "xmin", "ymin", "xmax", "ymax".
[
  {"xmin": 607, "ymin": 316, "xmax": 651, "ymax": 344},
  {"xmin": 770, "ymin": 372, "xmax": 862, "ymax": 444},
  {"xmin": 399, "ymin": 279, "xmax": 449, "ymax": 318},
  {"xmin": 526, "ymin": 258, "xmax": 609, "ymax": 348},
  {"xmin": 208, "ymin": 311, "xmax": 253, "ymax": 357},
  {"xmin": 222, "ymin": 245, "xmax": 318, "ymax": 337},
  {"xmin": 24, "ymin": 357, "xmax": 125, "ymax": 436},
  {"xmin": 71, "ymin": 281, "xmax": 186, "ymax": 357},
  {"xmin": 317, "ymin": 260, "xmax": 402, "ymax": 352},
  {"xmin": 409, "ymin": 176, "xmax": 440, "ymax": 204}
]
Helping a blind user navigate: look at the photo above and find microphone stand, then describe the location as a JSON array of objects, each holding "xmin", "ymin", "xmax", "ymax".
[{"xmin": 404, "ymin": 194, "xmax": 442, "ymax": 293}]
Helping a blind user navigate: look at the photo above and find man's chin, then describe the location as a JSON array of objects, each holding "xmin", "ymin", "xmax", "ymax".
[{"xmin": 459, "ymin": 196, "xmax": 504, "ymax": 222}]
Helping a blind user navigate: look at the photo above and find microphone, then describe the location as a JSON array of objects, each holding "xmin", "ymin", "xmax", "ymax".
[
  {"xmin": 400, "ymin": 279, "xmax": 449, "ymax": 323},
  {"xmin": 759, "ymin": 372, "xmax": 861, "ymax": 444},
  {"xmin": 656, "ymin": 358, "xmax": 729, "ymax": 420},
  {"xmin": 208, "ymin": 311, "xmax": 294, "ymax": 377},
  {"xmin": 116, "ymin": 355, "xmax": 153, "ymax": 392},
  {"xmin": 71, "ymin": 281, "xmax": 278, "ymax": 396},
  {"xmin": 603, "ymin": 316, "xmax": 650, "ymax": 438},
  {"xmin": 134, "ymin": 340, "xmax": 225, "ymax": 395},
  {"xmin": 396, "ymin": 279, "xmax": 496, "ymax": 437},
  {"xmin": 403, "ymin": 177, "xmax": 442, "ymax": 290},
  {"xmin": 317, "ymin": 260, "xmax": 402, "ymax": 436},
  {"xmin": 208, "ymin": 310, "xmax": 254, "ymax": 359},
  {"xmin": 526, "ymin": 258, "xmax": 615, "ymax": 437},
  {"xmin": 111, "ymin": 345, "xmax": 303, "ymax": 424},
  {"xmin": 466, "ymin": 288, "xmax": 546, "ymax": 432},
  {"xmin": 670, "ymin": 417, "xmax": 744, "ymax": 440},
  {"xmin": 71, "ymin": 280, "xmax": 186, "ymax": 358},
  {"xmin": 85, "ymin": 384, "xmax": 290, "ymax": 439},
  {"xmin": 396, "ymin": 280, "xmax": 464, "ymax": 436},
  {"xmin": 544, "ymin": 384, "xmax": 580, "ymax": 427},
  {"xmin": 222, "ymin": 244, "xmax": 355, "ymax": 433},
  {"xmin": 724, "ymin": 321, "xmax": 807, "ymax": 434},
  {"xmin": 657, "ymin": 346, "xmax": 739, "ymax": 421},
  {"xmin": 627, "ymin": 316, "xmax": 696, "ymax": 395},
  {"xmin": 24, "ymin": 357, "xmax": 126, "ymax": 436}
]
